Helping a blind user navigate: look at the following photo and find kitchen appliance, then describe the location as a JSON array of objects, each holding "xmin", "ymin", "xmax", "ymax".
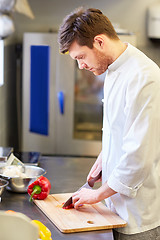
[
  {"xmin": 34, "ymin": 193, "xmax": 127, "ymax": 233},
  {"xmin": 22, "ymin": 32, "xmax": 103, "ymax": 156},
  {"xmin": 148, "ymin": 3, "xmax": 160, "ymax": 39}
]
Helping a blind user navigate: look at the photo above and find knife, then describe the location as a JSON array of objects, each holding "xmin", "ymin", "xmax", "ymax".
[{"xmin": 62, "ymin": 170, "xmax": 102, "ymax": 208}]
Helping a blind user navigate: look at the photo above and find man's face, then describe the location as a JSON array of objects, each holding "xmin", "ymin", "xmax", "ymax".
[{"xmin": 69, "ymin": 40, "xmax": 109, "ymax": 75}]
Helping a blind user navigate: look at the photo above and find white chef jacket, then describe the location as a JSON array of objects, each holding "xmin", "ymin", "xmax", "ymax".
[{"xmin": 102, "ymin": 43, "xmax": 160, "ymax": 234}]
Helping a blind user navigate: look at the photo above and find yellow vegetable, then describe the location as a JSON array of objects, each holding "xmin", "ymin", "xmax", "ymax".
[
  {"xmin": 31, "ymin": 220, "xmax": 52, "ymax": 240},
  {"xmin": 39, "ymin": 229, "xmax": 52, "ymax": 240}
]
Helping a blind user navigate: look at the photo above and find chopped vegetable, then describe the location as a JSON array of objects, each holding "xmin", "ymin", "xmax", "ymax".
[
  {"xmin": 27, "ymin": 176, "xmax": 51, "ymax": 202},
  {"xmin": 62, "ymin": 202, "xmax": 74, "ymax": 209}
]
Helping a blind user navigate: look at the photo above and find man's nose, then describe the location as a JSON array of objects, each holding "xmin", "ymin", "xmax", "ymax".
[{"xmin": 77, "ymin": 60, "xmax": 86, "ymax": 69}]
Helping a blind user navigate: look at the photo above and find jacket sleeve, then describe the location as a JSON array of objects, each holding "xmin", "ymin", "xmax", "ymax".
[{"xmin": 107, "ymin": 71, "xmax": 160, "ymax": 198}]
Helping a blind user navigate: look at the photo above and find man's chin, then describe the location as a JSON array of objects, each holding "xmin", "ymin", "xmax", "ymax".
[
  {"xmin": 91, "ymin": 70, "xmax": 100, "ymax": 75},
  {"xmin": 93, "ymin": 70, "xmax": 105, "ymax": 76},
  {"xmin": 93, "ymin": 72, "xmax": 99, "ymax": 76}
]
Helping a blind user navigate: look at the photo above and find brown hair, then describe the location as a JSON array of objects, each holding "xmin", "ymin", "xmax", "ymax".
[{"xmin": 58, "ymin": 7, "xmax": 119, "ymax": 54}]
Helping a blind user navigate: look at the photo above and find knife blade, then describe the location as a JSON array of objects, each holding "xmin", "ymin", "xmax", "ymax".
[{"xmin": 62, "ymin": 171, "xmax": 102, "ymax": 208}]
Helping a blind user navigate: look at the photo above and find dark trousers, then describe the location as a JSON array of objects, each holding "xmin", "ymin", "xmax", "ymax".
[{"xmin": 113, "ymin": 226, "xmax": 160, "ymax": 240}]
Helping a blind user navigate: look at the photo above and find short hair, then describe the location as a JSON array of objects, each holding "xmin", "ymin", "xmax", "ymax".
[{"xmin": 58, "ymin": 7, "xmax": 119, "ymax": 54}]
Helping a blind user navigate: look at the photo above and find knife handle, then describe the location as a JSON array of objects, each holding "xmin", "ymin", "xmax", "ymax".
[{"xmin": 88, "ymin": 171, "xmax": 102, "ymax": 187}]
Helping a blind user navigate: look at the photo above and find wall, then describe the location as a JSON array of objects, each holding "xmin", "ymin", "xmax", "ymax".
[
  {"xmin": 13, "ymin": 0, "xmax": 160, "ymax": 64},
  {"xmin": 0, "ymin": 0, "xmax": 160, "ymax": 150}
]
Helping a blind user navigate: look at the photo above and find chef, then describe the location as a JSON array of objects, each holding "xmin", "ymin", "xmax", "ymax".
[{"xmin": 58, "ymin": 7, "xmax": 160, "ymax": 240}]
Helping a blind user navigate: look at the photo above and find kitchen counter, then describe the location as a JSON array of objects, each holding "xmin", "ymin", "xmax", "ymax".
[{"xmin": 1, "ymin": 155, "xmax": 113, "ymax": 240}]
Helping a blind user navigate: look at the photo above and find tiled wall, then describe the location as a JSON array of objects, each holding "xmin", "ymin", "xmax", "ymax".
[{"xmin": 0, "ymin": 43, "xmax": 19, "ymax": 150}]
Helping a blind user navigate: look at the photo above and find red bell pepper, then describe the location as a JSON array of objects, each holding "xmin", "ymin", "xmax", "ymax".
[{"xmin": 28, "ymin": 176, "xmax": 51, "ymax": 202}]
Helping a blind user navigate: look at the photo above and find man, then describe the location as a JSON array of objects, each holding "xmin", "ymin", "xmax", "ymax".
[{"xmin": 58, "ymin": 7, "xmax": 160, "ymax": 240}]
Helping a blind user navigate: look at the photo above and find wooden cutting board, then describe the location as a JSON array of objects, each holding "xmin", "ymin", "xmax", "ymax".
[{"xmin": 34, "ymin": 193, "xmax": 127, "ymax": 233}]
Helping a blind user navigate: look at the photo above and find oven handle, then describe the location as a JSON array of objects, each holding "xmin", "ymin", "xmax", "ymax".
[{"xmin": 58, "ymin": 91, "xmax": 64, "ymax": 114}]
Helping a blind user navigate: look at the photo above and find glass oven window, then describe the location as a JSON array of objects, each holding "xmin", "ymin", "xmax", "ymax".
[{"xmin": 74, "ymin": 62, "xmax": 105, "ymax": 141}]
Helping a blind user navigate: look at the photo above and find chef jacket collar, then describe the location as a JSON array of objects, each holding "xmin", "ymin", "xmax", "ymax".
[{"xmin": 108, "ymin": 42, "xmax": 130, "ymax": 72}]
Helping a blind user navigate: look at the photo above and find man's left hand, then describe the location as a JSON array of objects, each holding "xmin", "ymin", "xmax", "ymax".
[{"xmin": 72, "ymin": 188, "xmax": 98, "ymax": 209}]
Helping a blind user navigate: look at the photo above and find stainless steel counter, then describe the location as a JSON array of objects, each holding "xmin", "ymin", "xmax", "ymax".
[{"xmin": 1, "ymin": 156, "xmax": 113, "ymax": 240}]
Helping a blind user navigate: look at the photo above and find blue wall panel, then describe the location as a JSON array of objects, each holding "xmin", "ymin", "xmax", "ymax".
[{"xmin": 30, "ymin": 45, "xmax": 50, "ymax": 135}]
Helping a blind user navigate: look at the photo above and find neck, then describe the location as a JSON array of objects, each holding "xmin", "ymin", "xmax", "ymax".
[
  {"xmin": 117, "ymin": 40, "xmax": 127, "ymax": 57},
  {"xmin": 106, "ymin": 39, "xmax": 127, "ymax": 65}
]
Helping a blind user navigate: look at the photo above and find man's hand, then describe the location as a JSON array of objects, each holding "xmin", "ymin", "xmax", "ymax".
[
  {"xmin": 72, "ymin": 188, "xmax": 99, "ymax": 209},
  {"xmin": 72, "ymin": 182, "xmax": 117, "ymax": 209}
]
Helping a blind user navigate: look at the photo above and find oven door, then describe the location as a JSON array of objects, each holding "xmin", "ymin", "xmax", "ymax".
[
  {"xmin": 56, "ymin": 53, "xmax": 104, "ymax": 156},
  {"xmin": 22, "ymin": 33, "xmax": 103, "ymax": 156}
]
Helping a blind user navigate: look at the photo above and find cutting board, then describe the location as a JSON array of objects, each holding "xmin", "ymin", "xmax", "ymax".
[{"xmin": 34, "ymin": 193, "xmax": 127, "ymax": 233}]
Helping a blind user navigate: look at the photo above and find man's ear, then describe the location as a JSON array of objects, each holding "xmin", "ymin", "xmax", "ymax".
[{"xmin": 93, "ymin": 35, "xmax": 105, "ymax": 49}]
